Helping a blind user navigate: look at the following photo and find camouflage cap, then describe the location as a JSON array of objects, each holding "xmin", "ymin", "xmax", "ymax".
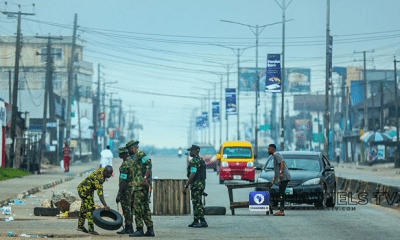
[
  {"xmin": 126, "ymin": 140, "xmax": 139, "ymax": 148},
  {"xmin": 118, "ymin": 147, "xmax": 129, "ymax": 154}
]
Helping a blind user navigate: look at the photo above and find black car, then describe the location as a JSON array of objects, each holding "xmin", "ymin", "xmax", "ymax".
[{"xmin": 255, "ymin": 151, "xmax": 336, "ymax": 208}]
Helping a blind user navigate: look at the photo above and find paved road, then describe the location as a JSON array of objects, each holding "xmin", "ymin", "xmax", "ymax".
[{"xmin": 1, "ymin": 155, "xmax": 400, "ymax": 239}]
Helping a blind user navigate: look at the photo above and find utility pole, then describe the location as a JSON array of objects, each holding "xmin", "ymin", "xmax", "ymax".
[
  {"xmin": 208, "ymin": 89, "xmax": 211, "ymax": 145},
  {"xmin": 8, "ymin": 70, "xmax": 11, "ymax": 104},
  {"xmin": 324, "ymin": 0, "xmax": 331, "ymax": 158},
  {"xmin": 220, "ymin": 74, "xmax": 223, "ymax": 146},
  {"xmin": 213, "ymin": 82, "xmax": 217, "ymax": 148},
  {"xmin": 1, "ymin": 6, "xmax": 35, "ymax": 168},
  {"xmin": 394, "ymin": 59, "xmax": 400, "ymax": 168},
  {"xmin": 36, "ymin": 35, "xmax": 62, "ymax": 169},
  {"xmin": 330, "ymin": 74, "xmax": 335, "ymax": 159},
  {"xmin": 354, "ymin": 49, "xmax": 374, "ymax": 131},
  {"xmin": 275, "ymin": 0, "xmax": 293, "ymax": 151},
  {"xmin": 75, "ymin": 74, "xmax": 82, "ymax": 158},
  {"xmin": 66, "ymin": 14, "xmax": 78, "ymax": 145}
]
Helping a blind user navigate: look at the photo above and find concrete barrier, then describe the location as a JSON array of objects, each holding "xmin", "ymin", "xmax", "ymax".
[{"xmin": 335, "ymin": 176, "xmax": 400, "ymax": 210}]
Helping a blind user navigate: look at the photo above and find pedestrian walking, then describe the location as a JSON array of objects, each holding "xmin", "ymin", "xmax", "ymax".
[
  {"xmin": 77, "ymin": 166, "xmax": 113, "ymax": 235},
  {"xmin": 335, "ymin": 148, "xmax": 341, "ymax": 164},
  {"xmin": 268, "ymin": 144, "xmax": 291, "ymax": 216},
  {"xmin": 63, "ymin": 141, "xmax": 72, "ymax": 172},
  {"xmin": 183, "ymin": 145, "xmax": 207, "ymax": 228},
  {"xmin": 126, "ymin": 140, "xmax": 155, "ymax": 237},
  {"xmin": 116, "ymin": 147, "xmax": 135, "ymax": 234},
  {"xmin": 100, "ymin": 145, "xmax": 114, "ymax": 168}
]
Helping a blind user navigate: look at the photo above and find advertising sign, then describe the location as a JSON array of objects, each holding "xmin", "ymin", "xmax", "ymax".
[
  {"xmin": 196, "ymin": 116, "xmax": 203, "ymax": 129},
  {"xmin": 238, "ymin": 68, "xmax": 266, "ymax": 91},
  {"xmin": 240, "ymin": 67, "xmax": 310, "ymax": 92},
  {"xmin": 249, "ymin": 191, "xmax": 269, "ymax": 212},
  {"xmin": 225, "ymin": 88, "xmax": 237, "ymax": 115},
  {"xmin": 212, "ymin": 102, "xmax": 220, "ymax": 122},
  {"xmin": 266, "ymin": 54, "xmax": 281, "ymax": 92}
]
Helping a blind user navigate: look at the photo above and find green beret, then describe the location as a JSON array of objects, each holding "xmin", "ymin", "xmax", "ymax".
[
  {"xmin": 126, "ymin": 140, "xmax": 139, "ymax": 148},
  {"xmin": 118, "ymin": 147, "xmax": 128, "ymax": 154}
]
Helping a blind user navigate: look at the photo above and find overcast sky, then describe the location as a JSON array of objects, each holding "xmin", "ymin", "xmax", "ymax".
[{"xmin": 1, "ymin": 0, "xmax": 400, "ymax": 149}]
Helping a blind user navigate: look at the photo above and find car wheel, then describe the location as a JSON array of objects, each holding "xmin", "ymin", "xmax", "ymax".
[
  {"xmin": 93, "ymin": 208, "xmax": 123, "ymax": 231},
  {"xmin": 205, "ymin": 206, "xmax": 226, "ymax": 215},
  {"xmin": 219, "ymin": 177, "xmax": 224, "ymax": 184},
  {"xmin": 314, "ymin": 186, "xmax": 327, "ymax": 208},
  {"xmin": 326, "ymin": 184, "xmax": 336, "ymax": 207}
]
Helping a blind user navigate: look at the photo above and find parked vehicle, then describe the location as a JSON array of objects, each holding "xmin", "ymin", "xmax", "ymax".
[
  {"xmin": 217, "ymin": 141, "xmax": 255, "ymax": 184},
  {"xmin": 187, "ymin": 145, "xmax": 217, "ymax": 171},
  {"xmin": 255, "ymin": 151, "xmax": 336, "ymax": 208}
]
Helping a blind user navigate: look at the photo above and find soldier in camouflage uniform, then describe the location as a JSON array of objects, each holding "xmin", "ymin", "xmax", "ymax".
[
  {"xmin": 184, "ymin": 145, "xmax": 207, "ymax": 228},
  {"xmin": 116, "ymin": 147, "xmax": 135, "ymax": 234},
  {"xmin": 126, "ymin": 140, "xmax": 155, "ymax": 238},
  {"xmin": 77, "ymin": 166, "xmax": 113, "ymax": 235}
]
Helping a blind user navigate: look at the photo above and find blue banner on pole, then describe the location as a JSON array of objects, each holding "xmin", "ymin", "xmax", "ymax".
[
  {"xmin": 225, "ymin": 88, "xmax": 237, "ymax": 115},
  {"xmin": 266, "ymin": 54, "xmax": 282, "ymax": 92},
  {"xmin": 196, "ymin": 116, "xmax": 203, "ymax": 129},
  {"xmin": 202, "ymin": 112, "xmax": 209, "ymax": 128},
  {"xmin": 212, "ymin": 102, "xmax": 220, "ymax": 122}
]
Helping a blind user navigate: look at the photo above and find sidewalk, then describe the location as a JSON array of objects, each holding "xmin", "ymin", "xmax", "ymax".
[
  {"xmin": 0, "ymin": 160, "xmax": 100, "ymax": 206},
  {"xmin": 334, "ymin": 162, "xmax": 400, "ymax": 188}
]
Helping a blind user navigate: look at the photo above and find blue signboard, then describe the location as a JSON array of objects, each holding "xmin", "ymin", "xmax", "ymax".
[
  {"xmin": 202, "ymin": 112, "xmax": 209, "ymax": 128},
  {"xmin": 196, "ymin": 116, "xmax": 203, "ymax": 129},
  {"xmin": 212, "ymin": 102, "xmax": 220, "ymax": 122},
  {"xmin": 351, "ymin": 80, "xmax": 364, "ymax": 107},
  {"xmin": 249, "ymin": 191, "xmax": 270, "ymax": 212},
  {"xmin": 225, "ymin": 88, "xmax": 237, "ymax": 115},
  {"xmin": 266, "ymin": 54, "xmax": 282, "ymax": 92}
]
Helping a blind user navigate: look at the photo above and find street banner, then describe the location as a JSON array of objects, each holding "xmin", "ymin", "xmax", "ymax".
[
  {"xmin": 266, "ymin": 54, "xmax": 281, "ymax": 92},
  {"xmin": 225, "ymin": 88, "xmax": 237, "ymax": 115},
  {"xmin": 196, "ymin": 116, "xmax": 203, "ymax": 129},
  {"xmin": 212, "ymin": 102, "xmax": 220, "ymax": 122},
  {"xmin": 202, "ymin": 112, "xmax": 209, "ymax": 128}
]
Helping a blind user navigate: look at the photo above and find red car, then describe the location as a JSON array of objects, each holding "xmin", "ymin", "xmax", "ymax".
[{"xmin": 187, "ymin": 145, "xmax": 217, "ymax": 171}]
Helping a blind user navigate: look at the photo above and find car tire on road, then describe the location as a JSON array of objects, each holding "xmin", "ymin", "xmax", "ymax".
[
  {"xmin": 219, "ymin": 177, "xmax": 224, "ymax": 184},
  {"xmin": 326, "ymin": 184, "xmax": 336, "ymax": 207},
  {"xmin": 93, "ymin": 208, "xmax": 123, "ymax": 231},
  {"xmin": 204, "ymin": 206, "xmax": 226, "ymax": 215},
  {"xmin": 33, "ymin": 207, "xmax": 60, "ymax": 216}
]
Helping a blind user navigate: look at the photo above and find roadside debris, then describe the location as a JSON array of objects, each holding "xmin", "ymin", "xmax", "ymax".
[
  {"xmin": 5, "ymin": 216, "xmax": 14, "ymax": 222},
  {"xmin": 1, "ymin": 206, "xmax": 11, "ymax": 215}
]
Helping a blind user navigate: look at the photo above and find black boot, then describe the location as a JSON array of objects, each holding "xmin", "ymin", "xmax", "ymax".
[
  {"xmin": 144, "ymin": 226, "xmax": 155, "ymax": 237},
  {"xmin": 188, "ymin": 219, "xmax": 199, "ymax": 227},
  {"xmin": 129, "ymin": 227, "xmax": 144, "ymax": 237},
  {"xmin": 193, "ymin": 218, "xmax": 208, "ymax": 228},
  {"xmin": 117, "ymin": 224, "xmax": 133, "ymax": 234}
]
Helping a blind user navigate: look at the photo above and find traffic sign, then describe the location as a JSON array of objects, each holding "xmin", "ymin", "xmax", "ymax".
[{"xmin": 46, "ymin": 122, "xmax": 57, "ymax": 127}]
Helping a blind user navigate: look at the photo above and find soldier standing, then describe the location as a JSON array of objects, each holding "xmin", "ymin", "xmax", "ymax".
[
  {"xmin": 183, "ymin": 145, "xmax": 208, "ymax": 228},
  {"xmin": 116, "ymin": 147, "xmax": 135, "ymax": 234},
  {"xmin": 126, "ymin": 140, "xmax": 155, "ymax": 237},
  {"xmin": 77, "ymin": 166, "xmax": 113, "ymax": 235}
]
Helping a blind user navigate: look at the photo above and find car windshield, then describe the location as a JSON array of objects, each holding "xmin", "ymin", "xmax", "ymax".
[
  {"xmin": 264, "ymin": 155, "xmax": 321, "ymax": 172},
  {"xmin": 223, "ymin": 147, "xmax": 252, "ymax": 159},
  {"xmin": 200, "ymin": 147, "xmax": 216, "ymax": 155}
]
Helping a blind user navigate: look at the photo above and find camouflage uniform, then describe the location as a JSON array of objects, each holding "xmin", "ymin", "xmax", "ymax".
[
  {"xmin": 131, "ymin": 150, "xmax": 153, "ymax": 229},
  {"xmin": 118, "ymin": 152, "xmax": 135, "ymax": 225},
  {"xmin": 188, "ymin": 155, "xmax": 206, "ymax": 221},
  {"xmin": 77, "ymin": 168, "xmax": 106, "ymax": 232}
]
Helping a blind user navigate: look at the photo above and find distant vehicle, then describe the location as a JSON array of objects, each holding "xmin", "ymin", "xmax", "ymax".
[
  {"xmin": 178, "ymin": 147, "xmax": 183, "ymax": 158},
  {"xmin": 217, "ymin": 141, "xmax": 255, "ymax": 184},
  {"xmin": 187, "ymin": 145, "xmax": 217, "ymax": 171},
  {"xmin": 255, "ymin": 151, "xmax": 336, "ymax": 208}
]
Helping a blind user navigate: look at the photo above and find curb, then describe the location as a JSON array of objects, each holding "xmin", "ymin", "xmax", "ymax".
[
  {"xmin": 0, "ymin": 168, "xmax": 96, "ymax": 208},
  {"xmin": 335, "ymin": 176, "xmax": 400, "ymax": 209}
]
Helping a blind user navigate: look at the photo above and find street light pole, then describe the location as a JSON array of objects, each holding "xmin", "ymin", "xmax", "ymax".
[{"xmin": 221, "ymin": 18, "xmax": 293, "ymax": 157}]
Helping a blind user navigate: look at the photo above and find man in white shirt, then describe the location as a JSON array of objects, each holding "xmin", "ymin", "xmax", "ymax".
[{"xmin": 100, "ymin": 146, "xmax": 114, "ymax": 168}]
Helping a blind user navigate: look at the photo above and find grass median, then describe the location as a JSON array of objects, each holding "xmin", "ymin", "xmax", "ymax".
[{"xmin": 0, "ymin": 168, "xmax": 30, "ymax": 181}]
